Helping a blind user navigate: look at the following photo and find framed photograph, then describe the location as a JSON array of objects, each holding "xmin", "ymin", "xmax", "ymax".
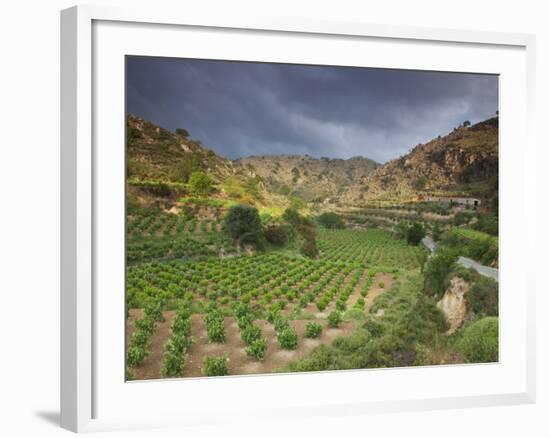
[{"xmin": 61, "ymin": 5, "xmax": 536, "ymax": 433}]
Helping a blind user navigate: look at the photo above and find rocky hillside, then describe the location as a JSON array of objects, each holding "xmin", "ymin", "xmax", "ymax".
[
  {"xmin": 236, "ymin": 155, "xmax": 379, "ymax": 202},
  {"xmin": 127, "ymin": 113, "xmax": 241, "ymax": 183},
  {"xmin": 126, "ymin": 114, "xmax": 291, "ymax": 212},
  {"xmin": 340, "ymin": 117, "xmax": 499, "ymax": 205}
]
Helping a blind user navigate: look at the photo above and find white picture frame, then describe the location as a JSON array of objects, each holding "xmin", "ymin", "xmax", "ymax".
[{"xmin": 60, "ymin": 4, "xmax": 536, "ymax": 433}]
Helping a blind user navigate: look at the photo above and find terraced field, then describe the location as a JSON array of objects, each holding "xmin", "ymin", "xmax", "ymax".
[{"xmin": 126, "ymin": 228, "xmax": 427, "ymax": 379}]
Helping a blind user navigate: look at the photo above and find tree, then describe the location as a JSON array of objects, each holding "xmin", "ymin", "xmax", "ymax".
[
  {"xmin": 423, "ymin": 249, "xmax": 458, "ymax": 297},
  {"xmin": 282, "ymin": 208, "xmax": 302, "ymax": 225},
  {"xmin": 223, "ymin": 205, "xmax": 262, "ymax": 243},
  {"xmin": 463, "ymin": 120, "xmax": 471, "ymax": 127},
  {"xmin": 175, "ymin": 128, "xmax": 189, "ymax": 138},
  {"xmin": 264, "ymin": 225, "xmax": 290, "ymax": 246},
  {"xmin": 406, "ymin": 222, "xmax": 426, "ymax": 246},
  {"xmin": 188, "ymin": 171, "xmax": 212, "ymax": 195},
  {"xmin": 317, "ymin": 212, "xmax": 344, "ymax": 229}
]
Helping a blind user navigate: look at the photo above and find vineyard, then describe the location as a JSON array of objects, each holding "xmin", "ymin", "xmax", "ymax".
[{"xmin": 126, "ymin": 227, "xmax": 427, "ymax": 379}]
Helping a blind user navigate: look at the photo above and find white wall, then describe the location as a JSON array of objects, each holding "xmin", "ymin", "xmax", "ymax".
[{"xmin": 0, "ymin": 1, "xmax": 547, "ymax": 437}]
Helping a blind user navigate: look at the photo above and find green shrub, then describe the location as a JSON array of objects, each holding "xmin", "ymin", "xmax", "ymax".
[
  {"xmin": 423, "ymin": 249, "xmax": 458, "ymax": 297},
  {"xmin": 277, "ymin": 327, "xmax": 298, "ymax": 350},
  {"xmin": 246, "ymin": 337, "xmax": 268, "ymax": 361},
  {"xmin": 468, "ymin": 276, "xmax": 498, "ymax": 317},
  {"xmin": 363, "ymin": 319, "xmax": 385, "ymax": 338},
  {"xmin": 204, "ymin": 308, "xmax": 226, "ymax": 343},
  {"xmin": 241, "ymin": 324, "xmax": 262, "ymax": 345},
  {"xmin": 264, "ymin": 224, "xmax": 290, "ymax": 246},
  {"xmin": 127, "ymin": 346, "xmax": 147, "ymax": 367},
  {"xmin": 305, "ymin": 322, "xmax": 323, "ymax": 338},
  {"xmin": 327, "ymin": 311, "xmax": 342, "ymax": 328},
  {"xmin": 202, "ymin": 356, "xmax": 229, "ymax": 376},
  {"xmin": 175, "ymin": 127, "xmax": 189, "ymax": 137},
  {"xmin": 406, "ymin": 222, "xmax": 426, "ymax": 246},
  {"xmin": 457, "ymin": 317, "xmax": 498, "ymax": 363},
  {"xmin": 161, "ymin": 351, "xmax": 184, "ymax": 377},
  {"xmin": 223, "ymin": 204, "xmax": 262, "ymax": 243},
  {"xmin": 188, "ymin": 171, "xmax": 213, "ymax": 195}
]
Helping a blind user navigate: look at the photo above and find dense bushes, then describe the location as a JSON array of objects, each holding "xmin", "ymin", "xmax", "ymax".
[
  {"xmin": 264, "ymin": 224, "xmax": 290, "ymax": 246},
  {"xmin": 457, "ymin": 317, "xmax": 498, "ymax": 363},
  {"xmin": 317, "ymin": 212, "xmax": 345, "ymax": 229},
  {"xmin": 423, "ymin": 249, "xmax": 458, "ymax": 298},
  {"xmin": 203, "ymin": 356, "xmax": 229, "ymax": 376},
  {"xmin": 204, "ymin": 306, "xmax": 226, "ymax": 343},
  {"xmin": 223, "ymin": 204, "xmax": 262, "ymax": 243},
  {"xmin": 451, "ymin": 267, "xmax": 498, "ymax": 317},
  {"xmin": 472, "ymin": 213, "xmax": 498, "ymax": 236},
  {"xmin": 305, "ymin": 322, "xmax": 323, "ymax": 338},
  {"xmin": 188, "ymin": 171, "xmax": 213, "ymax": 195},
  {"xmin": 161, "ymin": 303, "xmax": 193, "ymax": 377},
  {"xmin": 406, "ymin": 222, "xmax": 426, "ymax": 245},
  {"xmin": 285, "ymin": 273, "xmax": 449, "ymax": 373}
]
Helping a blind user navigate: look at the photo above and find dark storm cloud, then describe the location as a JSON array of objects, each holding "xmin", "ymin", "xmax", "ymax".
[{"xmin": 126, "ymin": 56, "xmax": 498, "ymax": 163}]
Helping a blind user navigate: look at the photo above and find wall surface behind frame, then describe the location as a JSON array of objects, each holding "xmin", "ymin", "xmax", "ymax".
[{"xmin": 0, "ymin": 0, "xmax": 547, "ymax": 437}]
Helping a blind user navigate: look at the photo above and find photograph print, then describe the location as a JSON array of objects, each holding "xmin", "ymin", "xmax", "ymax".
[{"xmin": 125, "ymin": 56, "xmax": 499, "ymax": 380}]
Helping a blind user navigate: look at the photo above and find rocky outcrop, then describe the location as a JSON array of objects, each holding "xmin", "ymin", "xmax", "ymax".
[{"xmin": 437, "ymin": 277, "xmax": 472, "ymax": 334}]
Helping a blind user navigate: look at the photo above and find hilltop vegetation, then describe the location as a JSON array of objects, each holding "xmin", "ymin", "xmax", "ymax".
[{"xmin": 237, "ymin": 154, "xmax": 379, "ymax": 204}]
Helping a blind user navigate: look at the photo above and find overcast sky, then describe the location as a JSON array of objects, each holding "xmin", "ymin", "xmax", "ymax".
[{"xmin": 126, "ymin": 56, "xmax": 498, "ymax": 163}]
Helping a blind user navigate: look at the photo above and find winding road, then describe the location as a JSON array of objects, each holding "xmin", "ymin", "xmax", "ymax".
[{"xmin": 422, "ymin": 237, "xmax": 499, "ymax": 282}]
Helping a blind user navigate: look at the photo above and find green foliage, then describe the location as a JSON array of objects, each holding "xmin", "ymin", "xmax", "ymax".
[
  {"xmin": 246, "ymin": 337, "xmax": 268, "ymax": 361},
  {"xmin": 423, "ymin": 249, "xmax": 458, "ymax": 297},
  {"xmin": 432, "ymin": 223, "xmax": 443, "ymax": 241},
  {"xmin": 264, "ymin": 224, "xmax": 290, "ymax": 246},
  {"xmin": 188, "ymin": 171, "xmax": 213, "ymax": 195},
  {"xmin": 457, "ymin": 317, "xmax": 498, "ymax": 363},
  {"xmin": 127, "ymin": 346, "xmax": 147, "ymax": 367},
  {"xmin": 172, "ymin": 154, "xmax": 201, "ymax": 182},
  {"xmin": 406, "ymin": 222, "xmax": 426, "ymax": 246},
  {"xmin": 468, "ymin": 277, "xmax": 498, "ymax": 317},
  {"xmin": 305, "ymin": 322, "xmax": 323, "ymax": 338},
  {"xmin": 175, "ymin": 128, "xmax": 190, "ymax": 138},
  {"xmin": 327, "ymin": 311, "xmax": 342, "ymax": 328},
  {"xmin": 317, "ymin": 212, "xmax": 345, "ymax": 229},
  {"xmin": 277, "ymin": 327, "xmax": 298, "ymax": 350},
  {"xmin": 286, "ymin": 273, "xmax": 450, "ymax": 373},
  {"xmin": 202, "ymin": 356, "xmax": 229, "ymax": 376},
  {"xmin": 441, "ymin": 228, "xmax": 498, "ymax": 266},
  {"xmin": 282, "ymin": 208, "xmax": 302, "ymax": 225},
  {"xmin": 453, "ymin": 211, "xmax": 474, "ymax": 226},
  {"xmin": 240, "ymin": 324, "xmax": 262, "ymax": 345},
  {"xmin": 223, "ymin": 204, "xmax": 262, "ymax": 243},
  {"xmin": 472, "ymin": 213, "xmax": 498, "ymax": 236},
  {"xmin": 204, "ymin": 307, "xmax": 226, "ymax": 343},
  {"xmin": 301, "ymin": 239, "xmax": 318, "ymax": 258}
]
